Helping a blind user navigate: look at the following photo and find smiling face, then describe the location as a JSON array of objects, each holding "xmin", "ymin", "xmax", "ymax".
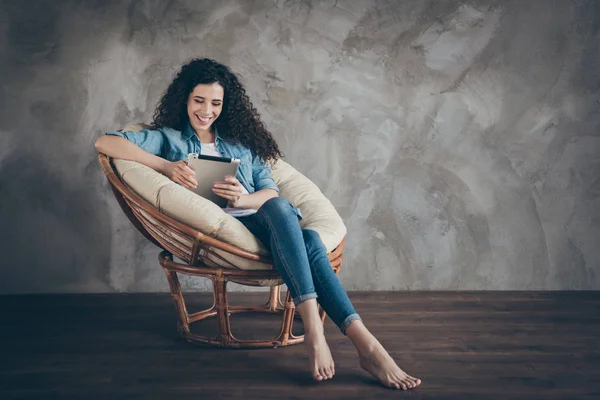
[{"xmin": 187, "ymin": 82, "xmax": 224, "ymax": 138}]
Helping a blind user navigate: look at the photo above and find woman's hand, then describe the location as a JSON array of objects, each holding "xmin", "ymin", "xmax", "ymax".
[
  {"xmin": 212, "ymin": 176, "xmax": 245, "ymax": 207},
  {"xmin": 163, "ymin": 160, "xmax": 198, "ymax": 189}
]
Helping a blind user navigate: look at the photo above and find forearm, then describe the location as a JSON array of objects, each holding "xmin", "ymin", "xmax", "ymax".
[
  {"xmin": 235, "ymin": 189, "xmax": 278, "ymax": 210},
  {"xmin": 95, "ymin": 135, "xmax": 168, "ymax": 173}
]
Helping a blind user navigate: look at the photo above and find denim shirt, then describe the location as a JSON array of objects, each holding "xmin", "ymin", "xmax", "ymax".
[
  {"xmin": 105, "ymin": 123, "xmax": 303, "ymax": 218},
  {"xmin": 106, "ymin": 122, "xmax": 280, "ymax": 193}
]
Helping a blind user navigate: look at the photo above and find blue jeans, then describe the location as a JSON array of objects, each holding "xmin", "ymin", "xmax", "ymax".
[{"xmin": 236, "ymin": 197, "xmax": 361, "ymax": 335}]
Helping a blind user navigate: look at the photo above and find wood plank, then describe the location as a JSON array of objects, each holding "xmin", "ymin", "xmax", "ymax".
[{"xmin": 0, "ymin": 291, "xmax": 599, "ymax": 399}]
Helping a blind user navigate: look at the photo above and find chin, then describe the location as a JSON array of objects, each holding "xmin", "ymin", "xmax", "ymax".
[{"xmin": 196, "ymin": 123, "xmax": 213, "ymax": 132}]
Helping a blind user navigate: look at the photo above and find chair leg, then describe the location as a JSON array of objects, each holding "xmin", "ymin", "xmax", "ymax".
[
  {"xmin": 163, "ymin": 267, "xmax": 191, "ymax": 336},
  {"xmin": 213, "ymin": 274, "xmax": 233, "ymax": 347},
  {"xmin": 266, "ymin": 286, "xmax": 284, "ymax": 312},
  {"xmin": 279, "ymin": 289, "xmax": 301, "ymax": 345}
]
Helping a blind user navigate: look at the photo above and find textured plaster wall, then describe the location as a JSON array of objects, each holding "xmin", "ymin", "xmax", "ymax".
[{"xmin": 0, "ymin": 0, "xmax": 598, "ymax": 294}]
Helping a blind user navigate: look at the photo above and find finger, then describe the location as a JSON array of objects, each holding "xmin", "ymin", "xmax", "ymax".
[
  {"xmin": 214, "ymin": 180, "xmax": 235, "ymax": 186},
  {"xmin": 176, "ymin": 178, "xmax": 194, "ymax": 189},
  {"xmin": 213, "ymin": 188, "xmax": 240, "ymax": 200},
  {"xmin": 223, "ymin": 175, "xmax": 238, "ymax": 184},
  {"xmin": 180, "ymin": 160, "xmax": 191, "ymax": 171},
  {"xmin": 213, "ymin": 183, "xmax": 242, "ymax": 192},
  {"xmin": 213, "ymin": 183, "xmax": 242, "ymax": 194},
  {"xmin": 176, "ymin": 173, "xmax": 197, "ymax": 188},
  {"xmin": 212, "ymin": 193, "xmax": 235, "ymax": 202},
  {"xmin": 177, "ymin": 163, "xmax": 197, "ymax": 176},
  {"xmin": 176, "ymin": 168, "xmax": 197, "ymax": 186},
  {"xmin": 212, "ymin": 187, "xmax": 241, "ymax": 197},
  {"xmin": 179, "ymin": 173, "xmax": 197, "ymax": 187},
  {"xmin": 178, "ymin": 179, "xmax": 196, "ymax": 189},
  {"xmin": 212, "ymin": 188, "xmax": 237, "ymax": 201}
]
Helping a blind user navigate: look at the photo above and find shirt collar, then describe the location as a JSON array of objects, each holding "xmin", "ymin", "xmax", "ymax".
[{"xmin": 183, "ymin": 121, "xmax": 222, "ymax": 144}]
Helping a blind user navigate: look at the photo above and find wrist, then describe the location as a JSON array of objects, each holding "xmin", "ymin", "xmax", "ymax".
[
  {"xmin": 156, "ymin": 157, "xmax": 170, "ymax": 174},
  {"xmin": 231, "ymin": 193, "xmax": 248, "ymax": 208}
]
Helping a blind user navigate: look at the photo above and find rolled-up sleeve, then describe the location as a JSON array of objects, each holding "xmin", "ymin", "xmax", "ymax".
[
  {"xmin": 252, "ymin": 154, "xmax": 279, "ymax": 193},
  {"xmin": 105, "ymin": 129, "xmax": 165, "ymax": 157}
]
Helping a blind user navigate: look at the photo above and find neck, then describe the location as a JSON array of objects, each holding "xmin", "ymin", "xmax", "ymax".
[{"xmin": 195, "ymin": 128, "xmax": 215, "ymax": 143}]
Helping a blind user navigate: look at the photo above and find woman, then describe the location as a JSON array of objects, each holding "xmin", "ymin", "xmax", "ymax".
[{"xmin": 95, "ymin": 58, "xmax": 422, "ymax": 390}]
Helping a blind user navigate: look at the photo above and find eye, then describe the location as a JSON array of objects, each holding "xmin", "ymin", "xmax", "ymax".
[
  {"xmin": 212, "ymin": 103, "xmax": 222, "ymax": 107},
  {"xmin": 194, "ymin": 99, "xmax": 203, "ymax": 104}
]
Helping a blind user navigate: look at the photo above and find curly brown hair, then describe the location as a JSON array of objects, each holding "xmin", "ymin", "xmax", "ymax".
[{"xmin": 152, "ymin": 58, "xmax": 283, "ymax": 163}]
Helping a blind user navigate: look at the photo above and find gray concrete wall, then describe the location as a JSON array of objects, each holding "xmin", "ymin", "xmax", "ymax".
[{"xmin": 1, "ymin": 0, "xmax": 598, "ymax": 294}]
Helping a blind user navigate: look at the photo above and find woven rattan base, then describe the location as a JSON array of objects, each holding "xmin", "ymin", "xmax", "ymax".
[{"xmin": 159, "ymin": 251, "xmax": 337, "ymax": 349}]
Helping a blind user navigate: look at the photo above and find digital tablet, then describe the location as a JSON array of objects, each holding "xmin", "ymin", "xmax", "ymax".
[{"xmin": 186, "ymin": 153, "xmax": 241, "ymax": 208}]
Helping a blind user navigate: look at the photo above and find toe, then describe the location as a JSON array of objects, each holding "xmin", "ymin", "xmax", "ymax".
[{"xmin": 320, "ymin": 368, "xmax": 329, "ymax": 380}]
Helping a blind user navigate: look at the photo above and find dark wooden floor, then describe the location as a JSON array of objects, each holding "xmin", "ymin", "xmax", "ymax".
[{"xmin": 1, "ymin": 291, "xmax": 599, "ymax": 399}]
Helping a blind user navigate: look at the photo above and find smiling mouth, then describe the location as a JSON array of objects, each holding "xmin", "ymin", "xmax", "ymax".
[{"xmin": 196, "ymin": 115, "xmax": 212, "ymax": 124}]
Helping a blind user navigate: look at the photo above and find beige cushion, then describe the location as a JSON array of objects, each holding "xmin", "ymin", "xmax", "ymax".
[{"xmin": 113, "ymin": 123, "xmax": 346, "ymax": 273}]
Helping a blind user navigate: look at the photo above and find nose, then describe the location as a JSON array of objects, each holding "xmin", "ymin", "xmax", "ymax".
[{"xmin": 199, "ymin": 103, "xmax": 213, "ymax": 115}]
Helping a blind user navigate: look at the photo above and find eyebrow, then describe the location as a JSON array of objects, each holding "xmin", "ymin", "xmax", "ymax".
[{"xmin": 193, "ymin": 96, "xmax": 222, "ymax": 102}]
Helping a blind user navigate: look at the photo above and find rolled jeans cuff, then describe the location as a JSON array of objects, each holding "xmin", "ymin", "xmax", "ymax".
[
  {"xmin": 293, "ymin": 292, "xmax": 318, "ymax": 306},
  {"xmin": 340, "ymin": 313, "xmax": 362, "ymax": 335}
]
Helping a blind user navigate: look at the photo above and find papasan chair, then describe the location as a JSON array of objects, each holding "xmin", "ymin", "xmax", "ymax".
[{"xmin": 98, "ymin": 123, "xmax": 347, "ymax": 349}]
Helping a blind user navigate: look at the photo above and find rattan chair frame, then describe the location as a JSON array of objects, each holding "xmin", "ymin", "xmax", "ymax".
[{"xmin": 98, "ymin": 153, "xmax": 345, "ymax": 348}]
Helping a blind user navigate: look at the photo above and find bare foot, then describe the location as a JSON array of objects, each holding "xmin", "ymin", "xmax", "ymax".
[
  {"xmin": 358, "ymin": 340, "xmax": 421, "ymax": 390},
  {"xmin": 304, "ymin": 330, "xmax": 335, "ymax": 381}
]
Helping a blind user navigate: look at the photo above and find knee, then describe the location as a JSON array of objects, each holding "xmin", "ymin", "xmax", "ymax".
[{"xmin": 259, "ymin": 196, "xmax": 295, "ymax": 217}]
